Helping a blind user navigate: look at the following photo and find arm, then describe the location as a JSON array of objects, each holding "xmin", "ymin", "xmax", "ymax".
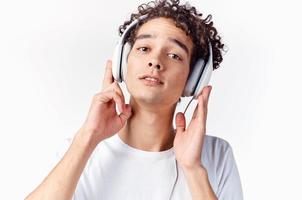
[
  {"xmin": 183, "ymin": 166, "xmax": 217, "ymax": 200},
  {"xmin": 25, "ymin": 128, "xmax": 96, "ymax": 200},
  {"xmin": 25, "ymin": 60, "xmax": 132, "ymax": 200}
]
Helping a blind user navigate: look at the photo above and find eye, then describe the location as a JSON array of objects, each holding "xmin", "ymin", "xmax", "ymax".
[
  {"xmin": 137, "ymin": 47, "xmax": 149, "ymax": 52},
  {"xmin": 168, "ymin": 53, "xmax": 182, "ymax": 61}
]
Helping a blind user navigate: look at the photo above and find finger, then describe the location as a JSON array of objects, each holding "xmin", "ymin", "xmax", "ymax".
[
  {"xmin": 117, "ymin": 104, "xmax": 132, "ymax": 124},
  {"xmin": 198, "ymin": 98, "xmax": 206, "ymax": 118},
  {"xmin": 196, "ymin": 91, "xmax": 207, "ymax": 124},
  {"xmin": 112, "ymin": 81, "xmax": 125, "ymax": 104},
  {"xmin": 97, "ymin": 91, "xmax": 124, "ymax": 113},
  {"xmin": 202, "ymin": 85, "xmax": 212, "ymax": 116},
  {"xmin": 203, "ymin": 85, "xmax": 212, "ymax": 107},
  {"xmin": 101, "ymin": 60, "xmax": 113, "ymax": 91},
  {"xmin": 175, "ymin": 112, "xmax": 186, "ymax": 133},
  {"xmin": 192, "ymin": 103, "xmax": 199, "ymax": 119},
  {"xmin": 192, "ymin": 86, "xmax": 208, "ymax": 119},
  {"xmin": 103, "ymin": 82, "xmax": 126, "ymax": 110}
]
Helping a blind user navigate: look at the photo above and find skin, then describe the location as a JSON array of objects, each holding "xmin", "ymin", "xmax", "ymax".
[{"xmin": 25, "ymin": 17, "xmax": 216, "ymax": 200}]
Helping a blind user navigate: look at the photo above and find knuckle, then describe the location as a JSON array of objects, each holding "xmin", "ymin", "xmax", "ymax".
[
  {"xmin": 112, "ymin": 83, "xmax": 124, "ymax": 97},
  {"xmin": 105, "ymin": 90, "xmax": 118, "ymax": 99},
  {"xmin": 103, "ymin": 84, "xmax": 114, "ymax": 92},
  {"xmin": 112, "ymin": 91, "xmax": 121, "ymax": 99},
  {"xmin": 112, "ymin": 82, "xmax": 120, "ymax": 90},
  {"xmin": 112, "ymin": 81, "xmax": 118, "ymax": 88},
  {"xmin": 93, "ymin": 93, "xmax": 102, "ymax": 101},
  {"xmin": 93, "ymin": 93, "xmax": 101, "ymax": 99}
]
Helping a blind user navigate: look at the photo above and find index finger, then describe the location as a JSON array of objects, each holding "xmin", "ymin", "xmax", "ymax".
[{"xmin": 101, "ymin": 60, "xmax": 113, "ymax": 91}]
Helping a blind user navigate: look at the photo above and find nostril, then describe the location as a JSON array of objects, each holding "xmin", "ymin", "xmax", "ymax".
[{"xmin": 148, "ymin": 63, "xmax": 152, "ymax": 67}]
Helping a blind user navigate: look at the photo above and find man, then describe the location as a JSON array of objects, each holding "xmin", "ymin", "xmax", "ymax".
[{"xmin": 26, "ymin": 0, "xmax": 243, "ymax": 199}]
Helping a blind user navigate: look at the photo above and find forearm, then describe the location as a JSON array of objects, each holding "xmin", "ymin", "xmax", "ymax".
[
  {"xmin": 25, "ymin": 128, "xmax": 96, "ymax": 200},
  {"xmin": 183, "ymin": 165, "xmax": 218, "ymax": 200}
]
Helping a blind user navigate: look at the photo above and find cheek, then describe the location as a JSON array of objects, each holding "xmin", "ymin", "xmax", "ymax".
[
  {"xmin": 173, "ymin": 67, "xmax": 190, "ymax": 86},
  {"xmin": 125, "ymin": 50, "xmax": 148, "ymax": 84},
  {"xmin": 166, "ymin": 68, "xmax": 190, "ymax": 98},
  {"xmin": 124, "ymin": 61, "xmax": 141, "ymax": 92}
]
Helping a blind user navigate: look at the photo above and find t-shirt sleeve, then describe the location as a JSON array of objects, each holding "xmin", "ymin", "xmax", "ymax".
[{"xmin": 216, "ymin": 144, "xmax": 244, "ymax": 200}]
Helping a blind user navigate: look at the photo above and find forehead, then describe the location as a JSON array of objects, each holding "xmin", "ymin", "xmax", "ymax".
[{"xmin": 134, "ymin": 17, "xmax": 193, "ymax": 50}]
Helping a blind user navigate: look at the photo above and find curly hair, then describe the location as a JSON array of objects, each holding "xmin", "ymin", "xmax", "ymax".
[{"xmin": 118, "ymin": 0, "xmax": 225, "ymax": 73}]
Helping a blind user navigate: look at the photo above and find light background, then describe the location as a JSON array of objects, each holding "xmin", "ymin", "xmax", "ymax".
[{"xmin": 0, "ymin": 0, "xmax": 301, "ymax": 199}]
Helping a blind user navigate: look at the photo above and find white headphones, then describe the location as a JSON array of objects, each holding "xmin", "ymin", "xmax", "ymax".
[{"xmin": 112, "ymin": 15, "xmax": 213, "ymax": 99}]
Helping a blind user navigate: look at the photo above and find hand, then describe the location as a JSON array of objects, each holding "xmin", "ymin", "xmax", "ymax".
[
  {"xmin": 173, "ymin": 86, "xmax": 212, "ymax": 170},
  {"xmin": 80, "ymin": 60, "xmax": 132, "ymax": 146}
]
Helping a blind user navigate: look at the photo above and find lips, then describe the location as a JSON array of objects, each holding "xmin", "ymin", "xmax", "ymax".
[{"xmin": 139, "ymin": 75, "xmax": 163, "ymax": 84}]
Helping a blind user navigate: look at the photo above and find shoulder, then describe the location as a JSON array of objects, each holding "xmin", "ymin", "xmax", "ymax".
[
  {"xmin": 203, "ymin": 135, "xmax": 243, "ymax": 199},
  {"xmin": 203, "ymin": 134, "xmax": 232, "ymax": 155},
  {"xmin": 201, "ymin": 134, "xmax": 236, "ymax": 170}
]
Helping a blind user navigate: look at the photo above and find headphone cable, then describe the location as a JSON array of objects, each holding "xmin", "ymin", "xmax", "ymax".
[
  {"xmin": 183, "ymin": 96, "xmax": 195, "ymax": 115},
  {"xmin": 168, "ymin": 158, "xmax": 179, "ymax": 200},
  {"xmin": 169, "ymin": 96, "xmax": 194, "ymax": 199}
]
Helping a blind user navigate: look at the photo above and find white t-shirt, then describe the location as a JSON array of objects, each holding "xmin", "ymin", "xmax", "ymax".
[{"xmin": 56, "ymin": 134, "xmax": 243, "ymax": 200}]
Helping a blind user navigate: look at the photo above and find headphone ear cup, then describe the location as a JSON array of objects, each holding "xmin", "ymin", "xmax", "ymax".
[
  {"xmin": 121, "ymin": 42, "xmax": 131, "ymax": 82},
  {"xmin": 112, "ymin": 42, "xmax": 123, "ymax": 82},
  {"xmin": 193, "ymin": 43, "xmax": 213, "ymax": 98},
  {"xmin": 182, "ymin": 58, "xmax": 205, "ymax": 97},
  {"xmin": 193, "ymin": 57, "xmax": 213, "ymax": 98},
  {"xmin": 112, "ymin": 15, "xmax": 148, "ymax": 83},
  {"xmin": 182, "ymin": 42, "xmax": 213, "ymax": 99}
]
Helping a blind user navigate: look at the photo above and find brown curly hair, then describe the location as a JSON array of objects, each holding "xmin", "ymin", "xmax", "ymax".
[{"xmin": 118, "ymin": 0, "xmax": 225, "ymax": 73}]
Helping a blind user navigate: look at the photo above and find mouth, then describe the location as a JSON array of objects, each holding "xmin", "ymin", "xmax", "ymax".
[
  {"xmin": 140, "ymin": 78, "xmax": 163, "ymax": 86},
  {"xmin": 139, "ymin": 75, "xmax": 164, "ymax": 85}
]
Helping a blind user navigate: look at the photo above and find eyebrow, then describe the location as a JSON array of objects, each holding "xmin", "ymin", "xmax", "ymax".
[{"xmin": 135, "ymin": 34, "xmax": 189, "ymax": 56}]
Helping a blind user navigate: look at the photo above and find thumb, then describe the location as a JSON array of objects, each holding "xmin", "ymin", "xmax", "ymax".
[{"xmin": 175, "ymin": 112, "xmax": 186, "ymax": 133}]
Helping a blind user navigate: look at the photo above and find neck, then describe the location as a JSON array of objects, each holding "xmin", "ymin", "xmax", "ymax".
[{"xmin": 118, "ymin": 97, "xmax": 176, "ymax": 152}]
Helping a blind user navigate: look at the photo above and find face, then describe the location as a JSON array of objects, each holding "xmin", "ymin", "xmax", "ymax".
[{"xmin": 125, "ymin": 17, "xmax": 194, "ymax": 106}]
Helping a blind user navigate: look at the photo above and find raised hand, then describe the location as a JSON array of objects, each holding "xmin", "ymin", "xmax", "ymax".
[
  {"xmin": 80, "ymin": 60, "xmax": 132, "ymax": 147},
  {"xmin": 173, "ymin": 86, "xmax": 212, "ymax": 170}
]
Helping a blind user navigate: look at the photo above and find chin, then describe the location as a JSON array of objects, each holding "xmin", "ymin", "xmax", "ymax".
[{"xmin": 135, "ymin": 95, "xmax": 163, "ymax": 105}]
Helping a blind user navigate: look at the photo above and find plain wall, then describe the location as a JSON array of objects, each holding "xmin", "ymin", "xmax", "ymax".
[{"xmin": 0, "ymin": 0, "xmax": 301, "ymax": 199}]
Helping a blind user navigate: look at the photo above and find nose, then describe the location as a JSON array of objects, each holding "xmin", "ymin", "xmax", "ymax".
[{"xmin": 148, "ymin": 60, "xmax": 162, "ymax": 71}]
